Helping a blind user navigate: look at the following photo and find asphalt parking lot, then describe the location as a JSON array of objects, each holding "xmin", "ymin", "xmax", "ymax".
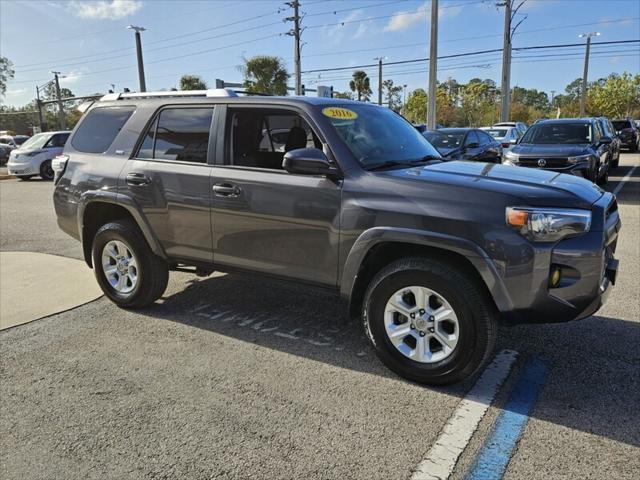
[{"xmin": 1, "ymin": 154, "xmax": 638, "ymax": 480}]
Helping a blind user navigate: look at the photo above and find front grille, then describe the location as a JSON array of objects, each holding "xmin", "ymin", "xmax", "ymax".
[{"xmin": 518, "ymin": 157, "xmax": 569, "ymax": 168}]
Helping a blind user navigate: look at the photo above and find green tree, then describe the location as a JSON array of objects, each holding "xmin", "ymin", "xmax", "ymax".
[
  {"xmin": 382, "ymin": 79, "xmax": 403, "ymax": 111},
  {"xmin": 179, "ymin": 74, "xmax": 207, "ymax": 91},
  {"xmin": 332, "ymin": 91, "xmax": 352, "ymax": 100},
  {"xmin": 460, "ymin": 79, "xmax": 499, "ymax": 126},
  {"xmin": 241, "ymin": 56, "xmax": 289, "ymax": 96},
  {"xmin": 404, "ymin": 88, "xmax": 427, "ymax": 123},
  {"xmin": 349, "ymin": 70, "xmax": 372, "ymax": 102},
  {"xmin": 588, "ymin": 72, "xmax": 640, "ymax": 118},
  {"xmin": 0, "ymin": 56, "xmax": 14, "ymax": 97}
]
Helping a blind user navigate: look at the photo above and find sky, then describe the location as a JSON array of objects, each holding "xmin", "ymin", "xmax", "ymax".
[{"xmin": 1, "ymin": 0, "xmax": 639, "ymax": 106}]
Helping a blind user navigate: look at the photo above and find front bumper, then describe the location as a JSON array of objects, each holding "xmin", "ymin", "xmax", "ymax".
[
  {"xmin": 7, "ymin": 160, "xmax": 40, "ymax": 176},
  {"xmin": 500, "ymin": 193, "xmax": 620, "ymax": 324}
]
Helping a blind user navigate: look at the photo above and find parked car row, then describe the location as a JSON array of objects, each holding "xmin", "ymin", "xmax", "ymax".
[{"xmin": 419, "ymin": 115, "xmax": 638, "ymax": 186}]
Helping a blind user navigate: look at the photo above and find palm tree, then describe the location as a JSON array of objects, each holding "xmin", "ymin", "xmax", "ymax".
[
  {"xmin": 179, "ymin": 75, "xmax": 208, "ymax": 91},
  {"xmin": 349, "ymin": 70, "xmax": 372, "ymax": 102},
  {"xmin": 241, "ymin": 56, "xmax": 289, "ymax": 96}
]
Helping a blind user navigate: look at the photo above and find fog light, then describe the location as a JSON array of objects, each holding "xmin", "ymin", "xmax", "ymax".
[{"xmin": 549, "ymin": 267, "xmax": 562, "ymax": 288}]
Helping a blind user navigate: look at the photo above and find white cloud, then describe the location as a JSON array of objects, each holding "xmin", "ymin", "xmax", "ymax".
[
  {"xmin": 384, "ymin": 1, "xmax": 462, "ymax": 32},
  {"xmin": 5, "ymin": 88, "xmax": 28, "ymax": 98},
  {"xmin": 59, "ymin": 69, "xmax": 86, "ymax": 86},
  {"xmin": 68, "ymin": 0, "xmax": 142, "ymax": 20},
  {"xmin": 323, "ymin": 9, "xmax": 369, "ymax": 44}
]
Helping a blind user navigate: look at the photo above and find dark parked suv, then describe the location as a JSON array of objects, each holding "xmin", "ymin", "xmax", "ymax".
[
  {"xmin": 503, "ymin": 118, "xmax": 613, "ymax": 184},
  {"xmin": 53, "ymin": 90, "xmax": 621, "ymax": 385},
  {"xmin": 611, "ymin": 118, "xmax": 639, "ymax": 152}
]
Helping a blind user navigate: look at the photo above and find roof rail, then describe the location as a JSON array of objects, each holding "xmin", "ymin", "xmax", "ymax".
[{"xmin": 100, "ymin": 88, "xmax": 239, "ymax": 101}]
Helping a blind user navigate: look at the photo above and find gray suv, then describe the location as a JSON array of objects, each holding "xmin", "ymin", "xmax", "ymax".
[{"xmin": 53, "ymin": 90, "xmax": 621, "ymax": 385}]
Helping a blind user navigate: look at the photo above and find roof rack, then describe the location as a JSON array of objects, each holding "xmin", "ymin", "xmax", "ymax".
[{"xmin": 100, "ymin": 88, "xmax": 239, "ymax": 101}]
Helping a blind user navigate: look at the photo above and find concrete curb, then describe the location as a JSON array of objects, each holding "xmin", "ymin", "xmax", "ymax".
[{"xmin": 0, "ymin": 175, "xmax": 16, "ymax": 180}]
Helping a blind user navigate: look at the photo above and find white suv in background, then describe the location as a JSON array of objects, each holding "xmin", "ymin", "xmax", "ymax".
[
  {"xmin": 492, "ymin": 121, "xmax": 528, "ymax": 137},
  {"xmin": 7, "ymin": 131, "xmax": 70, "ymax": 181},
  {"xmin": 480, "ymin": 126, "xmax": 521, "ymax": 156}
]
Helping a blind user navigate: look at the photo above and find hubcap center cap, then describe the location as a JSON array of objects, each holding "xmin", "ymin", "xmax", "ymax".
[{"xmin": 415, "ymin": 317, "xmax": 429, "ymax": 331}]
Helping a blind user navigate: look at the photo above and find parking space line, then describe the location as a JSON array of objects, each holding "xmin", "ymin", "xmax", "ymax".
[
  {"xmin": 466, "ymin": 356, "xmax": 549, "ymax": 480},
  {"xmin": 612, "ymin": 164, "xmax": 638, "ymax": 197},
  {"xmin": 411, "ymin": 350, "xmax": 518, "ymax": 480}
]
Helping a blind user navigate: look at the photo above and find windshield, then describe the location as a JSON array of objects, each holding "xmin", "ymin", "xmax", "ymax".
[
  {"xmin": 520, "ymin": 122, "xmax": 592, "ymax": 145},
  {"xmin": 322, "ymin": 105, "xmax": 441, "ymax": 169},
  {"xmin": 424, "ymin": 130, "xmax": 465, "ymax": 149},
  {"xmin": 484, "ymin": 129, "xmax": 508, "ymax": 139},
  {"xmin": 14, "ymin": 136, "xmax": 28, "ymax": 145},
  {"xmin": 611, "ymin": 120, "xmax": 631, "ymax": 130},
  {"xmin": 19, "ymin": 133, "xmax": 50, "ymax": 150}
]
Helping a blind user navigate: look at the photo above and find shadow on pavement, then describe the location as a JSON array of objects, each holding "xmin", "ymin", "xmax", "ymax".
[
  {"xmin": 606, "ymin": 164, "xmax": 639, "ymax": 206},
  {"xmin": 137, "ymin": 271, "xmax": 640, "ymax": 448}
]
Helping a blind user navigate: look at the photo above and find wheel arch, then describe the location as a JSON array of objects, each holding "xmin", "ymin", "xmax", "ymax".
[
  {"xmin": 78, "ymin": 192, "xmax": 166, "ymax": 268},
  {"xmin": 340, "ymin": 227, "xmax": 513, "ymax": 319}
]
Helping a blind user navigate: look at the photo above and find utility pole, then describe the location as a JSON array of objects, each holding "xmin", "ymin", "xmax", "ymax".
[
  {"xmin": 579, "ymin": 32, "xmax": 600, "ymax": 116},
  {"xmin": 127, "ymin": 25, "xmax": 147, "ymax": 92},
  {"xmin": 285, "ymin": 1, "xmax": 303, "ymax": 95},
  {"xmin": 50, "ymin": 71, "xmax": 66, "ymax": 130},
  {"xmin": 374, "ymin": 57, "xmax": 384, "ymax": 106},
  {"xmin": 35, "ymin": 85, "xmax": 45, "ymax": 132},
  {"xmin": 427, "ymin": 0, "xmax": 438, "ymax": 129},
  {"xmin": 498, "ymin": 1, "xmax": 527, "ymax": 122}
]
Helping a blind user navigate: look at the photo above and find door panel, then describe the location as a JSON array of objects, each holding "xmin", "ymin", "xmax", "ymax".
[
  {"xmin": 121, "ymin": 159, "xmax": 213, "ymax": 262},
  {"xmin": 210, "ymin": 167, "xmax": 341, "ymax": 286}
]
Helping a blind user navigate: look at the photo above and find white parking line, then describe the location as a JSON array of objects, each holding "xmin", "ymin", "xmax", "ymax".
[
  {"xmin": 612, "ymin": 165, "xmax": 638, "ymax": 197},
  {"xmin": 411, "ymin": 350, "xmax": 518, "ymax": 480}
]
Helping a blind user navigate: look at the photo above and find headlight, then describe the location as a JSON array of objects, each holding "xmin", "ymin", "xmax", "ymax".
[
  {"xmin": 24, "ymin": 151, "xmax": 40, "ymax": 157},
  {"xmin": 506, "ymin": 207, "xmax": 591, "ymax": 242},
  {"xmin": 567, "ymin": 154, "xmax": 592, "ymax": 164},
  {"xmin": 503, "ymin": 151, "xmax": 520, "ymax": 165}
]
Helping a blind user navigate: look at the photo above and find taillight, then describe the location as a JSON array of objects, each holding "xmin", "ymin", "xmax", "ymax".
[
  {"xmin": 52, "ymin": 154, "xmax": 69, "ymax": 183},
  {"xmin": 501, "ymin": 143, "xmax": 510, "ymax": 148}
]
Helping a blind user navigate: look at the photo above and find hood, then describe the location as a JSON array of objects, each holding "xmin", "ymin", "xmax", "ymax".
[
  {"xmin": 381, "ymin": 160, "xmax": 603, "ymax": 209},
  {"xmin": 512, "ymin": 143, "xmax": 590, "ymax": 157}
]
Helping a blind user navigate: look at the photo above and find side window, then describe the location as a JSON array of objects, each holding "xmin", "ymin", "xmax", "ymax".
[
  {"xmin": 226, "ymin": 108, "xmax": 321, "ymax": 170},
  {"xmin": 45, "ymin": 134, "xmax": 67, "ymax": 148},
  {"xmin": 136, "ymin": 107, "xmax": 213, "ymax": 163},
  {"xmin": 478, "ymin": 131, "xmax": 493, "ymax": 145},
  {"xmin": 465, "ymin": 130, "xmax": 479, "ymax": 147},
  {"xmin": 72, "ymin": 107, "xmax": 135, "ymax": 153}
]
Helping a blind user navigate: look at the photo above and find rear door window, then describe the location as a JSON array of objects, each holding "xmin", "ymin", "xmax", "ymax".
[
  {"xmin": 72, "ymin": 106, "xmax": 135, "ymax": 153},
  {"xmin": 136, "ymin": 107, "xmax": 213, "ymax": 163}
]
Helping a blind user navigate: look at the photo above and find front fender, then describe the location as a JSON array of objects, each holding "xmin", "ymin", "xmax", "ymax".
[
  {"xmin": 77, "ymin": 190, "xmax": 166, "ymax": 265},
  {"xmin": 339, "ymin": 227, "xmax": 513, "ymax": 312}
]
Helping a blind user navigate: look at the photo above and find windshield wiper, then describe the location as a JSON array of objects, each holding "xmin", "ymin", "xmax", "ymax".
[{"xmin": 367, "ymin": 156, "xmax": 442, "ymax": 171}]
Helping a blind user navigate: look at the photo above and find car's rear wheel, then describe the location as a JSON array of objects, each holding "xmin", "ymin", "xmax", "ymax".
[
  {"xmin": 92, "ymin": 220, "xmax": 168, "ymax": 309},
  {"xmin": 597, "ymin": 168, "xmax": 609, "ymax": 186},
  {"xmin": 363, "ymin": 257, "xmax": 497, "ymax": 385},
  {"xmin": 39, "ymin": 159, "xmax": 54, "ymax": 181}
]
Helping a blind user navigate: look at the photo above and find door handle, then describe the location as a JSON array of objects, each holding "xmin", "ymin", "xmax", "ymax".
[
  {"xmin": 126, "ymin": 172, "xmax": 151, "ymax": 186},
  {"xmin": 212, "ymin": 183, "xmax": 241, "ymax": 196}
]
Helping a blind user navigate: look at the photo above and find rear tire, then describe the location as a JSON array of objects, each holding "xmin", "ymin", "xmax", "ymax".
[
  {"xmin": 363, "ymin": 257, "xmax": 497, "ymax": 385},
  {"xmin": 39, "ymin": 159, "xmax": 54, "ymax": 181},
  {"xmin": 92, "ymin": 220, "xmax": 168, "ymax": 309}
]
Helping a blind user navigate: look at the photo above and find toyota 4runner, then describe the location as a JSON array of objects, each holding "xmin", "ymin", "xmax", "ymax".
[{"xmin": 52, "ymin": 90, "xmax": 621, "ymax": 385}]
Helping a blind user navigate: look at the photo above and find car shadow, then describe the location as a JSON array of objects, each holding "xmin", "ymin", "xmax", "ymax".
[
  {"xmin": 607, "ymin": 163, "xmax": 639, "ymax": 206},
  {"xmin": 136, "ymin": 271, "xmax": 640, "ymax": 448}
]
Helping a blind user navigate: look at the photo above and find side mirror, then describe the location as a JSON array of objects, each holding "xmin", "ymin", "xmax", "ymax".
[
  {"xmin": 599, "ymin": 136, "xmax": 612, "ymax": 145},
  {"xmin": 283, "ymin": 148, "xmax": 337, "ymax": 176}
]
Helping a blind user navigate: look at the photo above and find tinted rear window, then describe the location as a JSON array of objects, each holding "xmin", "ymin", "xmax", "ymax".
[
  {"xmin": 72, "ymin": 107, "xmax": 135, "ymax": 153},
  {"xmin": 612, "ymin": 120, "xmax": 632, "ymax": 130}
]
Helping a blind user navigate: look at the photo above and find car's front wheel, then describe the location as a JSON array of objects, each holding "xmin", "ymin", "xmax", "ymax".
[
  {"xmin": 92, "ymin": 220, "xmax": 168, "ymax": 308},
  {"xmin": 39, "ymin": 159, "xmax": 54, "ymax": 181},
  {"xmin": 363, "ymin": 257, "xmax": 497, "ymax": 385}
]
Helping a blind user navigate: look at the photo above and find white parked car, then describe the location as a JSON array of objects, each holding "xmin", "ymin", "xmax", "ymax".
[
  {"xmin": 492, "ymin": 121, "xmax": 528, "ymax": 137},
  {"xmin": 480, "ymin": 126, "xmax": 520, "ymax": 155},
  {"xmin": 7, "ymin": 131, "xmax": 70, "ymax": 181}
]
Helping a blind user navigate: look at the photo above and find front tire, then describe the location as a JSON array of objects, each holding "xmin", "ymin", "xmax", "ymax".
[
  {"xmin": 39, "ymin": 159, "xmax": 54, "ymax": 180},
  {"xmin": 363, "ymin": 257, "xmax": 497, "ymax": 385},
  {"xmin": 92, "ymin": 220, "xmax": 168, "ymax": 308}
]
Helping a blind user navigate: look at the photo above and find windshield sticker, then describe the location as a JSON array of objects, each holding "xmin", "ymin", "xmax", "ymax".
[{"xmin": 322, "ymin": 107, "xmax": 358, "ymax": 120}]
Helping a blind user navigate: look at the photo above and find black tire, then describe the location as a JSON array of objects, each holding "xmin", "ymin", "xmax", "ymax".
[
  {"xmin": 363, "ymin": 257, "xmax": 497, "ymax": 385},
  {"xmin": 92, "ymin": 220, "xmax": 168, "ymax": 309},
  {"xmin": 611, "ymin": 158, "xmax": 619, "ymax": 169},
  {"xmin": 631, "ymin": 143, "xmax": 638, "ymax": 153},
  {"xmin": 39, "ymin": 159, "xmax": 54, "ymax": 181},
  {"xmin": 597, "ymin": 168, "xmax": 609, "ymax": 186},
  {"xmin": 17, "ymin": 175, "xmax": 33, "ymax": 181}
]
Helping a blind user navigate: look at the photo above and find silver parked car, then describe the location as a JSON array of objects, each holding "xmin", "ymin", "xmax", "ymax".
[{"xmin": 7, "ymin": 131, "xmax": 70, "ymax": 181}]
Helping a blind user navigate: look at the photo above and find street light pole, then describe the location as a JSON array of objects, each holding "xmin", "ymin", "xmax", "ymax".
[
  {"xmin": 579, "ymin": 32, "xmax": 600, "ymax": 117},
  {"xmin": 374, "ymin": 57, "xmax": 384, "ymax": 106},
  {"xmin": 35, "ymin": 85, "xmax": 46, "ymax": 132},
  {"xmin": 127, "ymin": 25, "xmax": 147, "ymax": 92},
  {"xmin": 50, "ymin": 71, "xmax": 66, "ymax": 130},
  {"xmin": 427, "ymin": 0, "xmax": 438, "ymax": 129}
]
